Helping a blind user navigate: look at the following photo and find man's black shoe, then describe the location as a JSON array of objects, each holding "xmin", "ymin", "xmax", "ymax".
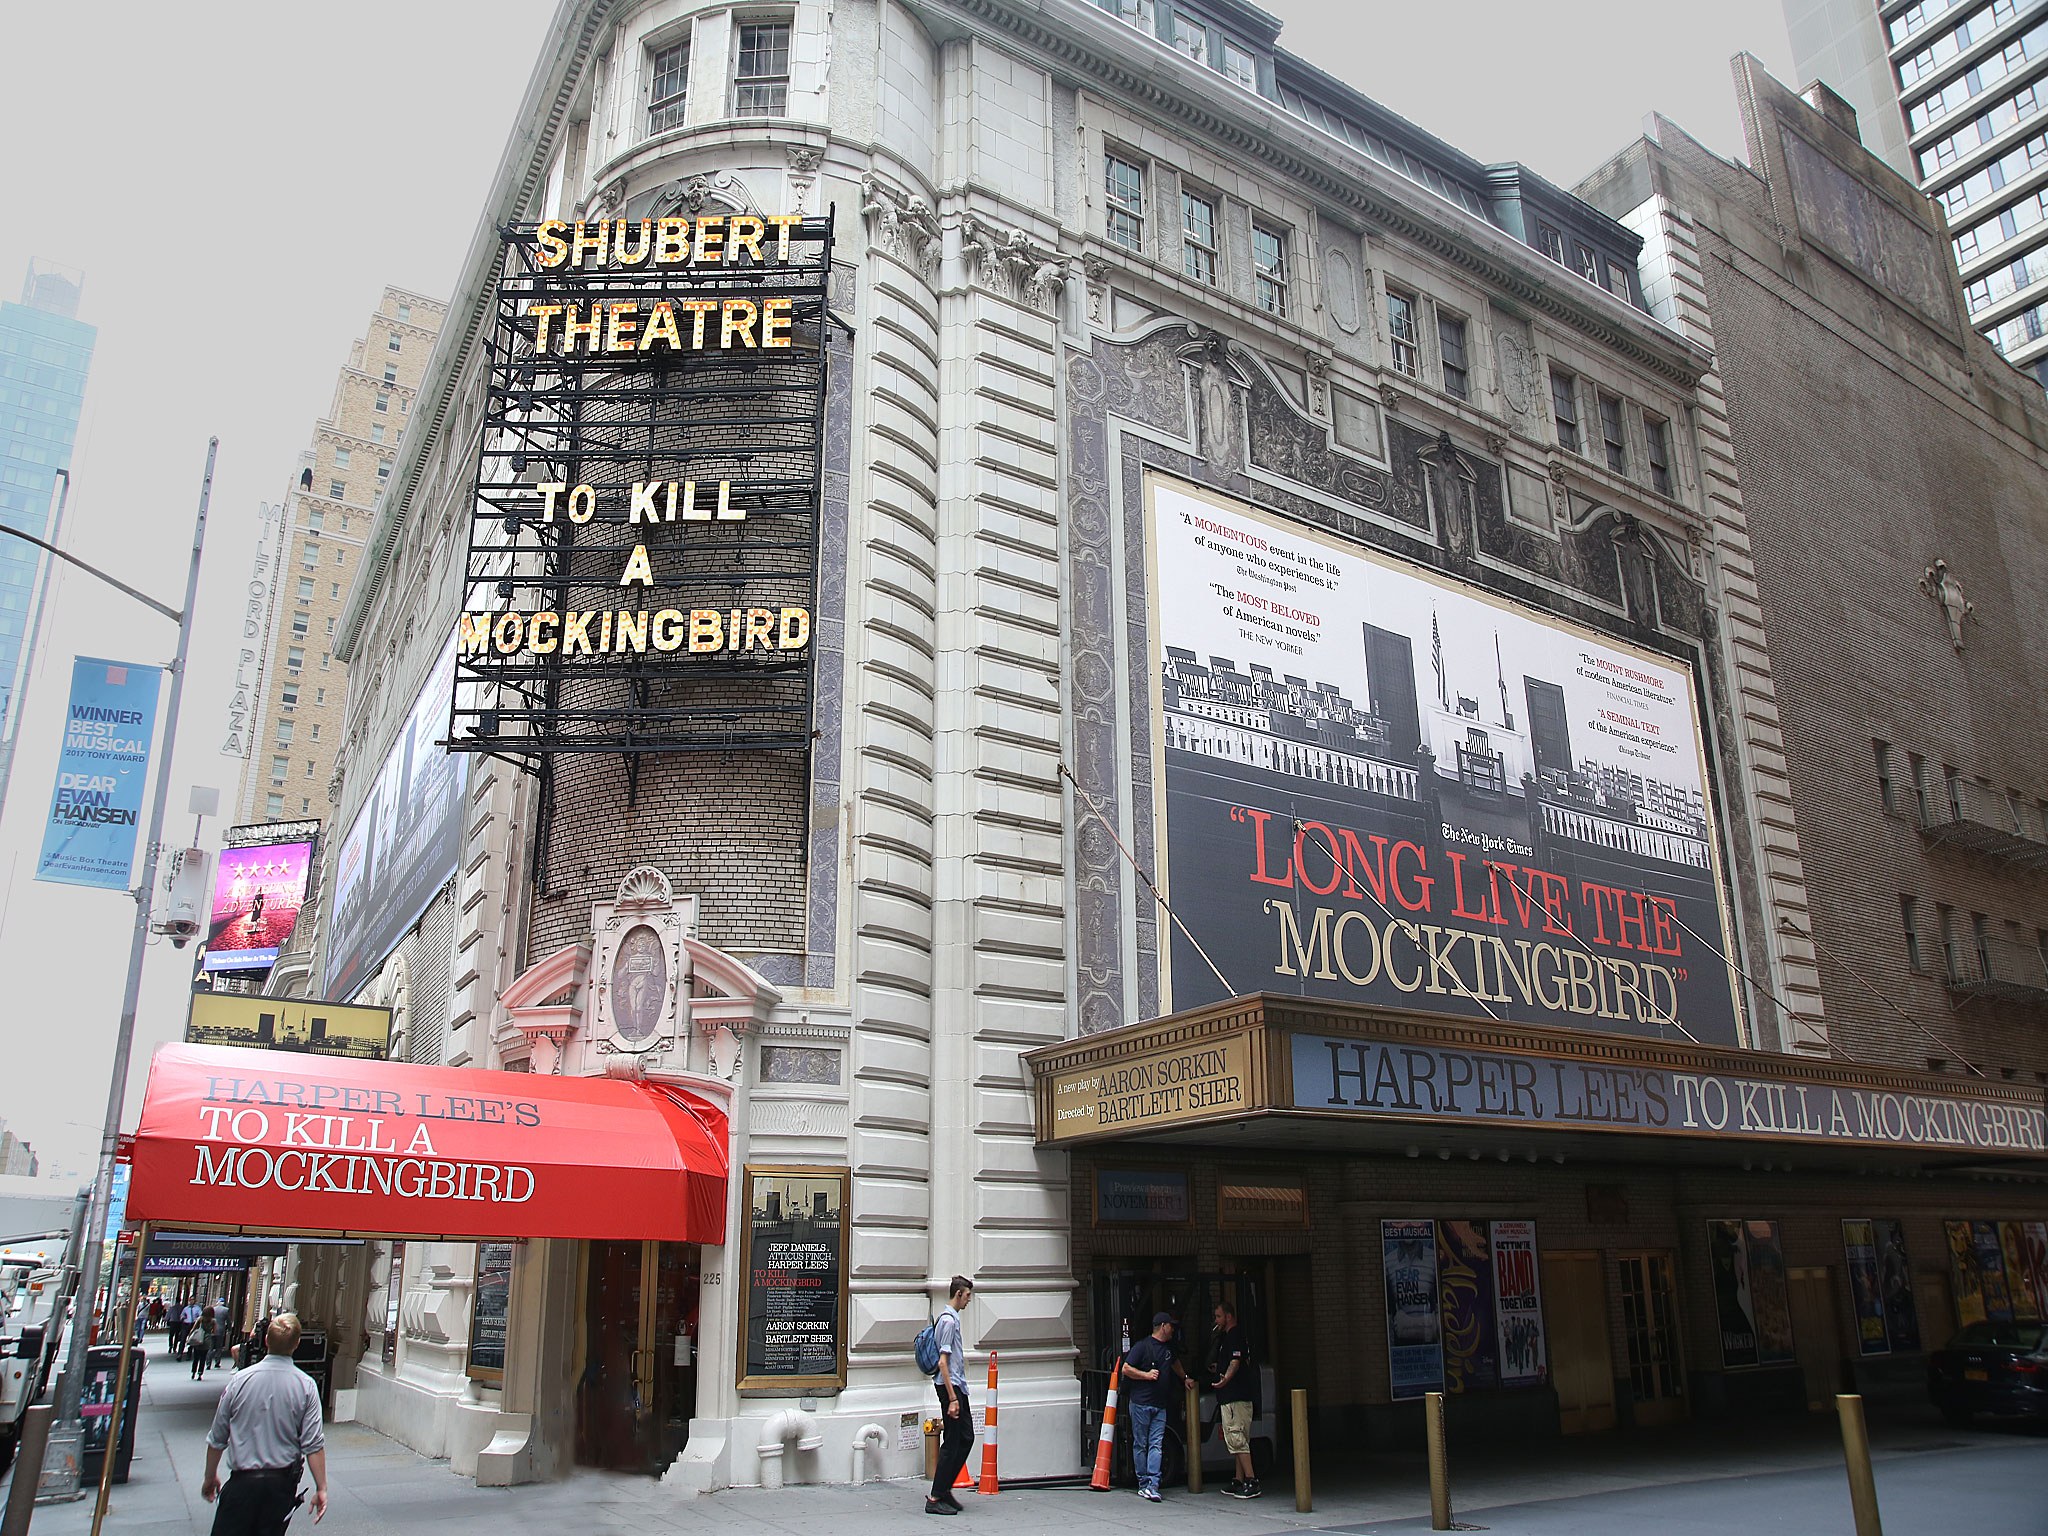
[
  {"xmin": 925, "ymin": 1498, "xmax": 960, "ymax": 1515},
  {"xmin": 942, "ymin": 1494, "xmax": 965, "ymax": 1511}
]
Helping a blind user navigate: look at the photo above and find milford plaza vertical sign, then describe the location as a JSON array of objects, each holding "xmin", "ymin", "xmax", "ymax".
[{"xmin": 451, "ymin": 207, "xmax": 834, "ymax": 758}]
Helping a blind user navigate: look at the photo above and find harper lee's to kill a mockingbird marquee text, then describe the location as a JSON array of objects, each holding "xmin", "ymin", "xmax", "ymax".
[{"xmin": 453, "ymin": 208, "xmax": 835, "ymax": 758}]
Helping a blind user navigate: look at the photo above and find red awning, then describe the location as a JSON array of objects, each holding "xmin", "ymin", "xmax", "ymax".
[{"xmin": 125, "ymin": 1044, "xmax": 727, "ymax": 1244}]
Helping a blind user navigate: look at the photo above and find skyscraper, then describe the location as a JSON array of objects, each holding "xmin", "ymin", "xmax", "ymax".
[
  {"xmin": 1784, "ymin": 0, "xmax": 2048, "ymax": 387},
  {"xmin": 0, "ymin": 261, "xmax": 97, "ymax": 814}
]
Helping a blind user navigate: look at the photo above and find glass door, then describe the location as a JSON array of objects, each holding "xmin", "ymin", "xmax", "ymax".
[
  {"xmin": 1616, "ymin": 1252, "xmax": 1686, "ymax": 1426},
  {"xmin": 576, "ymin": 1241, "xmax": 700, "ymax": 1474}
]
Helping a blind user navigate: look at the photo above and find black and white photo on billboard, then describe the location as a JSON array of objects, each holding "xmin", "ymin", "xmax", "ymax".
[
  {"xmin": 324, "ymin": 633, "xmax": 469, "ymax": 1000},
  {"xmin": 1146, "ymin": 474, "xmax": 1743, "ymax": 1046}
]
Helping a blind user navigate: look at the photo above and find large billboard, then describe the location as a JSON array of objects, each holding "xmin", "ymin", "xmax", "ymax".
[
  {"xmin": 185, "ymin": 991, "xmax": 393, "ymax": 1059},
  {"xmin": 202, "ymin": 837, "xmax": 314, "ymax": 973},
  {"xmin": 36, "ymin": 657, "xmax": 161, "ymax": 891},
  {"xmin": 324, "ymin": 634, "xmax": 466, "ymax": 999},
  {"xmin": 1148, "ymin": 476, "xmax": 1744, "ymax": 1046}
]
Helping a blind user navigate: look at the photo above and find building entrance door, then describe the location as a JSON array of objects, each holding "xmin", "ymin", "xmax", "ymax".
[
  {"xmin": 1786, "ymin": 1266, "xmax": 1842, "ymax": 1411},
  {"xmin": 1616, "ymin": 1252, "xmax": 1686, "ymax": 1426},
  {"xmin": 575, "ymin": 1240, "xmax": 700, "ymax": 1474},
  {"xmin": 1542, "ymin": 1250, "xmax": 1616, "ymax": 1433}
]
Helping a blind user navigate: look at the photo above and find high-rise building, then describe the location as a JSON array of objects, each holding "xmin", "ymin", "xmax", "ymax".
[
  {"xmin": 0, "ymin": 261, "xmax": 96, "ymax": 816},
  {"xmin": 1784, "ymin": 0, "xmax": 2048, "ymax": 386},
  {"xmin": 230, "ymin": 289, "xmax": 445, "ymax": 830}
]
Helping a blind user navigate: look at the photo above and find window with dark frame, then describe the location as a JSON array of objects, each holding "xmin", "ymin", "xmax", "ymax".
[
  {"xmin": 1217, "ymin": 35, "xmax": 1257, "ymax": 87},
  {"xmin": 1436, "ymin": 309, "xmax": 1469, "ymax": 399},
  {"xmin": 734, "ymin": 18, "xmax": 791, "ymax": 117},
  {"xmin": 1252, "ymin": 222, "xmax": 1288, "ymax": 315},
  {"xmin": 1603, "ymin": 257, "xmax": 1633, "ymax": 302},
  {"xmin": 1570, "ymin": 241, "xmax": 1599, "ymax": 283},
  {"xmin": 1386, "ymin": 288, "xmax": 1420, "ymax": 377},
  {"xmin": 1550, "ymin": 367, "xmax": 1581, "ymax": 453},
  {"xmin": 1536, "ymin": 224, "xmax": 1565, "ymax": 264},
  {"xmin": 1598, "ymin": 392, "xmax": 1628, "ymax": 473},
  {"xmin": 1170, "ymin": 9, "xmax": 1208, "ymax": 64},
  {"xmin": 1644, "ymin": 411, "xmax": 1673, "ymax": 494},
  {"xmin": 1105, "ymin": 151, "xmax": 1145, "ymax": 251},
  {"xmin": 1875, "ymin": 740, "xmax": 1896, "ymax": 811},
  {"xmin": 1181, "ymin": 189, "xmax": 1218, "ymax": 284},
  {"xmin": 1901, "ymin": 895, "xmax": 1922, "ymax": 971},
  {"xmin": 648, "ymin": 37, "xmax": 691, "ymax": 134}
]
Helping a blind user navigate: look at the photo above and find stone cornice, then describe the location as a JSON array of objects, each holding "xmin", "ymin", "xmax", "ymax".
[{"xmin": 922, "ymin": 0, "xmax": 1711, "ymax": 389}]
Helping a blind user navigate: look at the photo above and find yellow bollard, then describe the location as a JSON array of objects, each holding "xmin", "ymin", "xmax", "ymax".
[
  {"xmin": 1836, "ymin": 1394, "xmax": 1883, "ymax": 1536},
  {"xmin": 1291, "ymin": 1387, "xmax": 1312, "ymax": 1512},
  {"xmin": 1185, "ymin": 1378, "xmax": 1202, "ymax": 1494},
  {"xmin": 925, "ymin": 1419, "xmax": 940, "ymax": 1483},
  {"xmin": 1424, "ymin": 1390, "xmax": 1452, "ymax": 1531}
]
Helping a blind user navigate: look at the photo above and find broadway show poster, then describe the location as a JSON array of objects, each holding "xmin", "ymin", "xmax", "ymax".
[
  {"xmin": 2026, "ymin": 1223, "xmax": 2048, "ymax": 1321},
  {"xmin": 1710, "ymin": 1219, "xmax": 1794, "ymax": 1368},
  {"xmin": 1870, "ymin": 1219, "xmax": 1920, "ymax": 1353},
  {"xmin": 1437, "ymin": 1219, "xmax": 1497, "ymax": 1392},
  {"xmin": 1998, "ymin": 1222, "xmax": 2039, "ymax": 1323},
  {"xmin": 1382, "ymin": 1218, "xmax": 1444, "ymax": 1398},
  {"xmin": 739, "ymin": 1165, "xmax": 847, "ymax": 1391},
  {"xmin": 202, "ymin": 839, "xmax": 314, "ymax": 973},
  {"xmin": 1489, "ymin": 1219, "xmax": 1547, "ymax": 1385},
  {"xmin": 1841, "ymin": 1220, "xmax": 1888, "ymax": 1356},
  {"xmin": 1946, "ymin": 1221, "xmax": 1986, "ymax": 1328},
  {"xmin": 1972, "ymin": 1220, "xmax": 2015, "ymax": 1324},
  {"xmin": 465, "ymin": 1241, "xmax": 514, "ymax": 1382},
  {"xmin": 1145, "ymin": 477, "xmax": 1742, "ymax": 1045}
]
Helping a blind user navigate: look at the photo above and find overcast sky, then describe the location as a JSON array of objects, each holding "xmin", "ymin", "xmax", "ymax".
[{"xmin": 0, "ymin": 1, "xmax": 1794, "ymax": 1181}]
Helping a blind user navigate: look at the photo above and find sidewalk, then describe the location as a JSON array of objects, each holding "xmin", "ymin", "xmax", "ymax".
[{"xmin": 6, "ymin": 1347, "xmax": 2043, "ymax": 1536}]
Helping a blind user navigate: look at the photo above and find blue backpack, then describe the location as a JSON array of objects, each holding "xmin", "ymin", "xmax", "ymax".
[{"xmin": 914, "ymin": 1313, "xmax": 943, "ymax": 1376}]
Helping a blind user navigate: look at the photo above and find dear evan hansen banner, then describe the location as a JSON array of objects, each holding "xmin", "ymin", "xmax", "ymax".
[
  {"xmin": 1146, "ymin": 477, "xmax": 1744, "ymax": 1046},
  {"xmin": 38, "ymin": 657, "xmax": 161, "ymax": 891}
]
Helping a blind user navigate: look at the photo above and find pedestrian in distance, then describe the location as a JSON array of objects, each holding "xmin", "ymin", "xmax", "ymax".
[
  {"xmin": 924, "ymin": 1275, "xmax": 975, "ymax": 1517},
  {"xmin": 1208, "ymin": 1301, "xmax": 1259, "ymax": 1499},
  {"xmin": 1122, "ymin": 1311, "xmax": 1191, "ymax": 1502},
  {"xmin": 192, "ymin": 1305, "xmax": 214, "ymax": 1380},
  {"xmin": 201, "ymin": 1312, "xmax": 328, "ymax": 1534}
]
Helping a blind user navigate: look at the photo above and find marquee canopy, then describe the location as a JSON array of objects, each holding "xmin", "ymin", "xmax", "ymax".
[{"xmin": 125, "ymin": 1044, "xmax": 728, "ymax": 1243}]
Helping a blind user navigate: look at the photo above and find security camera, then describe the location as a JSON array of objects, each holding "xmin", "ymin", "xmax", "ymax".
[
  {"xmin": 153, "ymin": 847, "xmax": 212, "ymax": 949},
  {"xmin": 161, "ymin": 916, "xmax": 200, "ymax": 949}
]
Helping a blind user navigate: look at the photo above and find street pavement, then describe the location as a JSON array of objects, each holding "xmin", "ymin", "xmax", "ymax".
[{"xmin": 6, "ymin": 1347, "xmax": 2044, "ymax": 1535}]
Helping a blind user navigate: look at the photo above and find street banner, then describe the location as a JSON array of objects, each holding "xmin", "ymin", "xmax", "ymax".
[
  {"xmin": 1490, "ymin": 1219, "xmax": 1546, "ymax": 1384},
  {"xmin": 36, "ymin": 656, "xmax": 161, "ymax": 890},
  {"xmin": 1842, "ymin": 1219, "xmax": 1888, "ymax": 1356},
  {"xmin": 1382, "ymin": 1218, "xmax": 1443, "ymax": 1398}
]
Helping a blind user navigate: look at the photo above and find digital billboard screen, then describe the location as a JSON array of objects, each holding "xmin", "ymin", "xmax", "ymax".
[{"xmin": 202, "ymin": 837, "xmax": 314, "ymax": 973}]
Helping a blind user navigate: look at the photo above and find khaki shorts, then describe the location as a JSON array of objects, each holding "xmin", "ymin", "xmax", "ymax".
[{"xmin": 1219, "ymin": 1398, "xmax": 1253, "ymax": 1455}]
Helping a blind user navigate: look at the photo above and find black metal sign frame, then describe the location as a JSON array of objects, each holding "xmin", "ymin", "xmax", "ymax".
[{"xmin": 451, "ymin": 212, "xmax": 834, "ymax": 761}]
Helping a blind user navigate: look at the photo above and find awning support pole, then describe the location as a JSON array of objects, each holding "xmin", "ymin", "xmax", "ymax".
[{"xmin": 89, "ymin": 1221, "xmax": 150, "ymax": 1536}]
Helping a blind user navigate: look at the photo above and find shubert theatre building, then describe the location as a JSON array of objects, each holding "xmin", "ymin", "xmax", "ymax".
[{"xmin": 259, "ymin": 0, "xmax": 2048, "ymax": 1491}]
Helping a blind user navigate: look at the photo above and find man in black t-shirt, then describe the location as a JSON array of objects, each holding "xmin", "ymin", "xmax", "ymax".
[
  {"xmin": 1122, "ymin": 1312, "xmax": 1189, "ymax": 1501},
  {"xmin": 1210, "ymin": 1301, "xmax": 1258, "ymax": 1498}
]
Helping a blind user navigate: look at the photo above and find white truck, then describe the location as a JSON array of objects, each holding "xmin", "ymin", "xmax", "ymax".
[{"xmin": 0, "ymin": 1180, "xmax": 89, "ymax": 1476}]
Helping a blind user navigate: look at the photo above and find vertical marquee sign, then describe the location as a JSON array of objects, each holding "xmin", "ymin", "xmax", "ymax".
[{"xmin": 452, "ymin": 208, "xmax": 835, "ymax": 759}]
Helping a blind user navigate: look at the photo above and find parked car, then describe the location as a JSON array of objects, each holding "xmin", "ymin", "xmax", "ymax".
[{"xmin": 1927, "ymin": 1320, "xmax": 2047, "ymax": 1427}]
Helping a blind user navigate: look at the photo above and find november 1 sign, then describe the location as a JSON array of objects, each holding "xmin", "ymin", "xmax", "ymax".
[{"xmin": 38, "ymin": 657, "xmax": 161, "ymax": 891}]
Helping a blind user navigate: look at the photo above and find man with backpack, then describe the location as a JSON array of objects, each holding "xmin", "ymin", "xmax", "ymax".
[{"xmin": 921, "ymin": 1276, "xmax": 975, "ymax": 1516}]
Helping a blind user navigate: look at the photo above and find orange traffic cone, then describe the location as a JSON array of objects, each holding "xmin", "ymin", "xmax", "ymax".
[
  {"xmin": 977, "ymin": 1353, "xmax": 1000, "ymax": 1494},
  {"xmin": 1089, "ymin": 1360, "xmax": 1122, "ymax": 1491}
]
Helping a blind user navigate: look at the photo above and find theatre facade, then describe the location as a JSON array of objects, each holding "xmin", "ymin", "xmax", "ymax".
[{"xmin": 287, "ymin": 0, "xmax": 2045, "ymax": 1493}]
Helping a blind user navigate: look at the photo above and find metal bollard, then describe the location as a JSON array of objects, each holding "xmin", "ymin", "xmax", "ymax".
[
  {"xmin": 1835, "ymin": 1394, "xmax": 1883, "ymax": 1536},
  {"xmin": 1184, "ymin": 1378, "xmax": 1202, "ymax": 1494},
  {"xmin": 4, "ymin": 1405, "xmax": 56, "ymax": 1536},
  {"xmin": 925, "ymin": 1419, "xmax": 940, "ymax": 1483},
  {"xmin": 1424, "ymin": 1391, "xmax": 1452, "ymax": 1531},
  {"xmin": 1291, "ymin": 1387, "xmax": 1312, "ymax": 1512}
]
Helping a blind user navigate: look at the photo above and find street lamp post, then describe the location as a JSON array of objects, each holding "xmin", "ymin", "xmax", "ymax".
[{"xmin": 32, "ymin": 438, "xmax": 215, "ymax": 1501}]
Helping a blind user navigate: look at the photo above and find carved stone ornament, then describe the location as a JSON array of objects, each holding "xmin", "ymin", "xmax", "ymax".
[
  {"xmin": 1080, "ymin": 251, "xmax": 1109, "ymax": 325},
  {"xmin": 858, "ymin": 172, "xmax": 941, "ymax": 278},
  {"xmin": 589, "ymin": 865, "xmax": 695, "ymax": 1057},
  {"xmin": 785, "ymin": 144, "xmax": 822, "ymax": 214},
  {"xmin": 1379, "ymin": 381, "xmax": 1407, "ymax": 416},
  {"xmin": 1305, "ymin": 353, "xmax": 1331, "ymax": 418},
  {"xmin": 1918, "ymin": 558, "xmax": 1976, "ymax": 651},
  {"xmin": 959, "ymin": 211, "xmax": 1067, "ymax": 312},
  {"xmin": 651, "ymin": 171, "xmax": 757, "ymax": 220}
]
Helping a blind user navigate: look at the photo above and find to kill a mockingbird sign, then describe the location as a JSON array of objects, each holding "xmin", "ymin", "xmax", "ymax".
[{"xmin": 452, "ymin": 206, "xmax": 834, "ymax": 759}]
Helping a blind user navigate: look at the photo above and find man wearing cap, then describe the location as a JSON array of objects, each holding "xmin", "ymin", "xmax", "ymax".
[
  {"xmin": 1121, "ymin": 1312, "xmax": 1191, "ymax": 1502},
  {"xmin": 201, "ymin": 1313, "xmax": 328, "ymax": 1534}
]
